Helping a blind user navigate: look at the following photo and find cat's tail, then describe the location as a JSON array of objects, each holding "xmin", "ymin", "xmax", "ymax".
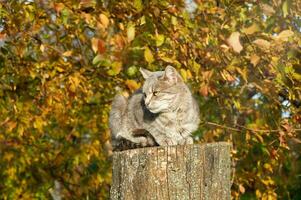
[{"xmin": 109, "ymin": 94, "xmax": 127, "ymax": 141}]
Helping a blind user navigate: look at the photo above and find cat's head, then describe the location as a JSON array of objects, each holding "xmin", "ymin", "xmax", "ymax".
[{"xmin": 139, "ymin": 66, "xmax": 183, "ymax": 113}]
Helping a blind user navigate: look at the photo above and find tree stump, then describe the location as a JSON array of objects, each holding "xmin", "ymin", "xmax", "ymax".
[{"xmin": 110, "ymin": 142, "xmax": 232, "ymax": 200}]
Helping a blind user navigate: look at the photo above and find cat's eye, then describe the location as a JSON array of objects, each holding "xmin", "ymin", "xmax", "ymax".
[
  {"xmin": 143, "ymin": 93, "xmax": 147, "ymax": 98},
  {"xmin": 153, "ymin": 91, "xmax": 159, "ymax": 96}
]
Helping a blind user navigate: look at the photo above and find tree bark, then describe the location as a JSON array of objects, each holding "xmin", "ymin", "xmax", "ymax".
[{"xmin": 110, "ymin": 142, "xmax": 232, "ymax": 200}]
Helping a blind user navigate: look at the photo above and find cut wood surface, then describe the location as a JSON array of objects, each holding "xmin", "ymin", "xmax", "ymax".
[{"xmin": 110, "ymin": 142, "xmax": 232, "ymax": 200}]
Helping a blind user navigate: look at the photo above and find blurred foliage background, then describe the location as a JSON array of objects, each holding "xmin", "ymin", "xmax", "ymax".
[{"xmin": 0, "ymin": 0, "xmax": 301, "ymax": 199}]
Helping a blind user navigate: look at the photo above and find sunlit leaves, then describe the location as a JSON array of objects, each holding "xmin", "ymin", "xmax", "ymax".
[{"xmin": 0, "ymin": 0, "xmax": 300, "ymax": 199}]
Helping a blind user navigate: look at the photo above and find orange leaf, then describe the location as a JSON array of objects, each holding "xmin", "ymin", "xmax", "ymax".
[
  {"xmin": 125, "ymin": 80, "xmax": 140, "ymax": 91},
  {"xmin": 98, "ymin": 39, "xmax": 106, "ymax": 54}
]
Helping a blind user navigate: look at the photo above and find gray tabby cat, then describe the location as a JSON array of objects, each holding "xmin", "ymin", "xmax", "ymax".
[{"xmin": 109, "ymin": 66, "xmax": 199, "ymax": 150}]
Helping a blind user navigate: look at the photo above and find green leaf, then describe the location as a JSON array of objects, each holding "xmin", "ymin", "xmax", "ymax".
[
  {"xmin": 127, "ymin": 66, "xmax": 138, "ymax": 77},
  {"xmin": 92, "ymin": 55, "xmax": 102, "ymax": 65}
]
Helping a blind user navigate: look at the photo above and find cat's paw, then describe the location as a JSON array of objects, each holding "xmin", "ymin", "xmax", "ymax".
[
  {"xmin": 133, "ymin": 136, "xmax": 149, "ymax": 146},
  {"xmin": 180, "ymin": 136, "xmax": 193, "ymax": 145},
  {"xmin": 159, "ymin": 138, "xmax": 177, "ymax": 146}
]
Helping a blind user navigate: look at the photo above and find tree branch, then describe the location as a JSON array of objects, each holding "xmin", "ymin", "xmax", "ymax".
[{"xmin": 204, "ymin": 121, "xmax": 301, "ymax": 133}]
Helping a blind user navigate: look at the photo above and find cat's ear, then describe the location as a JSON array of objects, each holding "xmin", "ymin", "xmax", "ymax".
[
  {"xmin": 164, "ymin": 65, "xmax": 181, "ymax": 84},
  {"xmin": 139, "ymin": 68, "xmax": 152, "ymax": 79}
]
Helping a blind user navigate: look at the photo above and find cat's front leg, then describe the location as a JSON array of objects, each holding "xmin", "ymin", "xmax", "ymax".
[
  {"xmin": 116, "ymin": 131, "xmax": 148, "ymax": 146},
  {"xmin": 147, "ymin": 128, "xmax": 181, "ymax": 146},
  {"xmin": 179, "ymin": 136, "xmax": 193, "ymax": 145}
]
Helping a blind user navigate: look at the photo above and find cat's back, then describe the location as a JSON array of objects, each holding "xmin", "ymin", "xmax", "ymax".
[{"xmin": 127, "ymin": 89, "xmax": 146, "ymax": 126}]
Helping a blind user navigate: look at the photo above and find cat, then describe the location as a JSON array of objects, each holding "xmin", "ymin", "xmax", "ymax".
[{"xmin": 109, "ymin": 66, "xmax": 200, "ymax": 151}]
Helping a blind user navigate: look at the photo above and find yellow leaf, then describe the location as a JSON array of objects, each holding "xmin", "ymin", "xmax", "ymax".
[
  {"xmin": 273, "ymin": 30, "xmax": 294, "ymax": 42},
  {"xmin": 108, "ymin": 61, "xmax": 122, "ymax": 76},
  {"xmin": 62, "ymin": 50, "xmax": 72, "ymax": 57},
  {"xmin": 250, "ymin": 54, "xmax": 260, "ymax": 66},
  {"xmin": 69, "ymin": 75, "xmax": 81, "ymax": 92},
  {"xmin": 261, "ymin": 177, "xmax": 275, "ymax": 186},
  {"xmin": 40, "ymin": 44, "xmax": 45, "ymax": 52},
  {"xmin": 171, "ymin": 16, "xmax": 178, "ymax": 26},
  {"xmin": 180, "ymin": 69, "xmax": 187, "ymax": 81},
  {"xmin": 264, "ymin": 163, "xmax": 273, "ymax": 173},
  {"xmin": 227, "ymin": 32, "xmax": 243, "ymax": 53},
  {"xmin": 144, "ymin": 47, "xmax": 154, "ymax": 63},
  {"xmin": 256, "ymin": 189, "xmax": 262, "ymax": 198},
  {"xmin": 221, "ymin": 70, "xmax": 236, "ymax": 82},
  {"xmin": 242, "ymin": 23, "xmax": 260, "ymax": 35},
  {"xmin": 17, "ymin": 125, "xmax": 24, "ymax": 136},
  {"xmin": 282, "ymin": 0, "xmax": 288, "ymax": 17},
  {"xmin": 133, "ymin": 0, "xmax": 143, "ymax": 12},
  {"xmin": 99, "ymin": 14, "xmax": 109, "ymax": 28},
  {"xmin": 253, "ymin": 39, "xmax": 271, "ymax": 49},
  {"xmin": 4, "ymin": 152, "xmax": 14, "ymax": 162},
  {"xmin": 6, "ymin": 121, "xmax": 17, "ymax": 132},
  {"xmin": 127, "ymin": 24, "xmax": 135, "ymax": 42},
  {"xmin": 155, "ymin": 34, "xmax": 165, "ymax": 46},
  {"xmin": 34, "ymin": 117, "xmax": 45, "ymax": 132},
  {"xmin": 160, "ymin": 56, "xmax": 174, "ymax": 63},
  {"xmin": 91, "ymin": 38, "xmax": 99, "ymax": 53},
  {"xmin": 56, "ymin": 67, "xmax": 64, "ymax": 72}
]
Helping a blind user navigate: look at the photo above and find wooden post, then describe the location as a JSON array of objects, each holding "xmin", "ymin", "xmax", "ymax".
[{"xmin": 110, "ymin": 142, "xmax": 232, "ymax": 200}]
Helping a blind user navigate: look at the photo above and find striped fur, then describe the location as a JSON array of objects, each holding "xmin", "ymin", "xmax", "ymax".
[{"xmin": 109, "ymin": 66, "xmax": 199, "ymax": 151}]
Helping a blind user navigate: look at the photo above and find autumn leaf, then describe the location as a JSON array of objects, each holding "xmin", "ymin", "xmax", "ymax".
[
  {"xmin": 144, "ymin": 47, "xmax": 154, "ymax": 63},
  {"xmin": 127, "ymin": 24, "xmax": 135, "ymax": 42},
  {"xmin": 91, "ymin": 38, "xmax": 106, "ymax": 54},
  {"xmin": 250, "ymin": 54, "xmax": 260, "ymax": 66},
  {"xmin": 242, "ymin": 23, "xmax": 260, "ymax": 35},
  {"xmin": 97, "ymin": 39, "xmax": 106, "ymax": 54},
  {"xmin": 133, "ymin": 0, "xmax": 143, "ymax": 12},
  {"xmin": 253, "ymin": 39, "xmax": 271, "ymax": 49},
  {"xmin": 239, "ymin": 184, "xmax": 245, "ymax": 194},
  {"xmin": 108, "ymin": 61, "xmax": 122, "ymax": 76},
  {"xmin": 91, "ymin": 38, "xmax": 98, "ymax": 53},
  {"xmin": 282, "ymin": 0, "xmax": 289, "ymax": 17},
  {"xmin": 260, "ymin": 3, "xmax": 275, "ymax": 16},
  {"xmin": 62, "ymin": 50, "xmax": 72, "ymax": 57},
  {"xmin": 155, "ymin": 34, "xmax": 165, "ymax": 46},
  {"xmin": 125, "ymin": 79, "xmax": 140, "ymax": 91},
  {"xmin": 1, "ymin": 1, "xmax": 301, "ymax": 199},
  {"xmin": 99, "ymin": 14, "xmax": 109, "ymax": 29},
  {"xmin": 273, "ymin": 30, "xmax": 294, "ymax": 42},
  {"xmin": 227, "ymin": 32, "xmax": 243, "ymax": 53}
]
